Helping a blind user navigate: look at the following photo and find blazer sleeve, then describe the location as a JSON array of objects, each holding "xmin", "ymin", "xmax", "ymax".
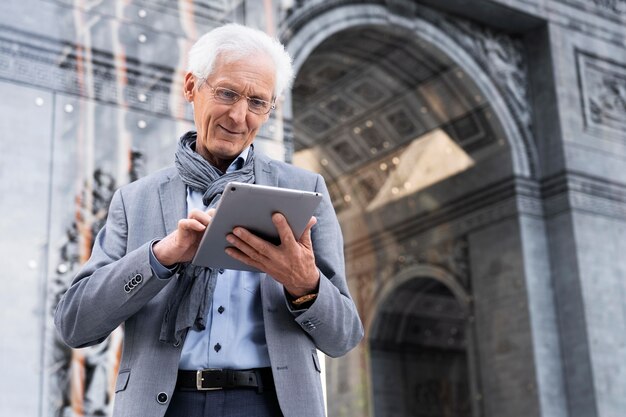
[
  {"xmin": 290, "ymin": 174, "xmax": 364, "ymax": 357},
  {"xmin": 54, "ymin": 188, "xmax": 173, "ymax": 348}
]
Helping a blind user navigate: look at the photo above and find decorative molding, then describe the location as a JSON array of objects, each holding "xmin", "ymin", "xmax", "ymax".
[
  {"xmin": 569, "ymin": 191, "xmax": 626, "ymax": 218},
  {"xmin": 592, "ymin": 0, "xmax": 626, "ymax": 14},
  {"xmin": 554, "ymin": 0, "xmax": 626, "ymax": 26},
  {"xmin": 553, "ymin": 0, "xmax": 624, "ymax": 15},
  {"xmin": 392, "ymin": 237, "xmax": 471, "ymax": 291},
  {"xmin": 517, "ymin": 193, "xmax": 544, "ymax": 217},
  {"xmin": 577, "ymin": 50, "xmax": 626, "ymax": 134},
  {"xmin": 346, "ymin": 170, "xmax": 626, "ymax": 263},
  {"xmin": 542, "ymin": 170, "xmax": 626, "ymax": 219},
  {"xmin": 0, "ymin": 25, "xmax": 191, "ymax": 119},
  {"xmin": 42, "ymin": 0, "xmax": 232, "ymax": 28},
  {"xmin": 418, "ymin": 6, "xmax": 535, "ymax": 171},
  {"xmin": 344, "ymin": 176, "xmax": 539, "ymax": 260}
]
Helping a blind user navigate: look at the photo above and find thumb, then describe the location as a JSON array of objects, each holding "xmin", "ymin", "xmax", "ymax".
[{"xmin": 299, "ymin": 216, "xmax": 317, "ymax": 248}]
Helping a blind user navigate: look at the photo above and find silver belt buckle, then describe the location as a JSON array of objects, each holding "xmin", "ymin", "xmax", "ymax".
[{"xmin": 196, "ymin": 369, "xmax": 223, "ymax": 391}]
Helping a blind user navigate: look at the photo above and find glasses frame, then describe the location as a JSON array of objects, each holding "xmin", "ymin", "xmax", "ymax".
[{"xmin": 200, "ymin": 79, "xmax": 276, "ymax": 115}]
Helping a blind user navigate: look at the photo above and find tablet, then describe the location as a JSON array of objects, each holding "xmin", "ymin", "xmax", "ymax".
[{"xmin": 191, "ymin": 181, "xmax": 323, "ymax": 271}]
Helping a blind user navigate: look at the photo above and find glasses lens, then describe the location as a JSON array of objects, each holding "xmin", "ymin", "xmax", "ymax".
[
  {"xmin": 214, "ymin": 87, "xmax": 240, "ymax": 104},
  {"xmin": 211, "ymin": 84, "xmax": 274, "ymax": 114},
  {"xmin": 247, "ymin": 98, "xmax": 272, "ymax": 115}
]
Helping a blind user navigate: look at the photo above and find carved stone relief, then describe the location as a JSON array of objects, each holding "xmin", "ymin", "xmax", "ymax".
[
  {"xmin": 48, "ymin": 152, "xmax": 144, "ymax": 417},
  {"xmin": 577, "ymin": 51, "xmax": 626, "ymax": 133},
  {"xmin": 418, "ymin": 6, "xmax": 533, "ymax": 158}
]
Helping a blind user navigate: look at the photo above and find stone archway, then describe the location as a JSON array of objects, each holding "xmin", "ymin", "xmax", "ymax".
[
  {"xmin": 369, "ymin": 265, "xmax": 474, "ymax": 417},
  {"xmin": 282, "ymin": 3, "xmax": 537, "ymax": 179},
  {"xmin": 283, "ymin": 3, "xmax": 554, "ymax": 417}
]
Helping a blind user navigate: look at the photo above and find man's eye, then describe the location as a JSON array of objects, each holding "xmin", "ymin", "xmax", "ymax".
[
  {"xmin": 249, "ymin": 98, "xmax": 267, "ymax": 109},
  {"xmin": 216, "ymin": 88, "xmax": 239, "ymax": 101}
]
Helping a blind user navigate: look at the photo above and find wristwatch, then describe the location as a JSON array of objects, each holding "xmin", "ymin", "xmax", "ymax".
[{"xmin": 291, "ymin": 293, "xmax": 318, "ymax": 306}]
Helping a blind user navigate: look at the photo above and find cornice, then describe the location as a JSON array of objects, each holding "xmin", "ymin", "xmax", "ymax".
[
  {"xmin": 344, "ymin": 176, "xmax": 540, "ymax": 259},
  {"xmin": 555, "ymin": 0, "xmax": 626, "ymax": 24},
  {"xmin": 345, "ymin": 170, "xmax": 626, "ymax": 260},
  {"xmin": 542, "ymin": 170, "xmax": 626, "ymax": 219}
]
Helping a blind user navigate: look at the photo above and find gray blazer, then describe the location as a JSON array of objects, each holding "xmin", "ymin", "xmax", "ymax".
[{"xmin": 54, "ymin": 152, "xmax": 364, "ymax": 417}]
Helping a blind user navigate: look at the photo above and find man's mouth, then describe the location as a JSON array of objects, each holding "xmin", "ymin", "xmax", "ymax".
[{"xmin": 219, "ymin": 125, "xmax": 242, "ymax": 135}]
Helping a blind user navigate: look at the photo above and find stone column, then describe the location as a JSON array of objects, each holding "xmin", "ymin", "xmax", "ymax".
[
  {"xmin": 468, "ymin": 217, "xmax": 542, "ymax": 417},
  {"xmin": 540, "ymin": 9, "xmax": 626, "ymax": 417}
]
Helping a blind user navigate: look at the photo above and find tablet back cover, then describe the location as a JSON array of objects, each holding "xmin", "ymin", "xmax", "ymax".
[{"xmin": 191, "ymin": 182, "xmax": 323, "ymax": 271}]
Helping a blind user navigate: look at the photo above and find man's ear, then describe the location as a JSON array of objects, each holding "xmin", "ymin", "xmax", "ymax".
[{"xmin": 183, "ymin": 72, "xmax": 196, "ymax": 102}]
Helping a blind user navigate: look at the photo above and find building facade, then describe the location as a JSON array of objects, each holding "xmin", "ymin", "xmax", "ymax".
[{"xmin": 1, "ymin": 1, "xmax": 625, "ymax": 416}]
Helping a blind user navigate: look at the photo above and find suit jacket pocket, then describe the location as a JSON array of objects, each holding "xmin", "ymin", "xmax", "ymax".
[
  {"xmin": 115, "ymin": 369, "xmax": 131, "ymax": 393},
  {"xmin": 311, "ymin": 349, "xmax": 322, "ymax": 373}
]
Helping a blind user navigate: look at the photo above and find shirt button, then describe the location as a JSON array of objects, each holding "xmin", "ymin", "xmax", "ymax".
[
  {"xmin": 214, "ymin": 343, "xmax": 222, "ymax": 352},
  {"xmin": 218, "ymin": 306, "xmax": 225, "ymax": 314},
  {"xmin": 156, "ymin": 392, "xmax": 168, "ymax": 404}
]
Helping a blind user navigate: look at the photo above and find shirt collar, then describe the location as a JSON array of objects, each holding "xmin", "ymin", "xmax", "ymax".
[{"xmin": 225, "ymin": 146, "xmax": 251, "ymax": 174}]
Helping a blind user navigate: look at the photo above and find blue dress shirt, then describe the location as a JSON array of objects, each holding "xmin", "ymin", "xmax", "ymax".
[{"xmin": 150, "ymin": 147, "xmax": 270, "ymax": 370}]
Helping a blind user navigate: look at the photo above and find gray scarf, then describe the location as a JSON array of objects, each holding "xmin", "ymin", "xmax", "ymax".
[{"xmin": 159, "ymin": 131, "xmax": 255, "ymax": 346}]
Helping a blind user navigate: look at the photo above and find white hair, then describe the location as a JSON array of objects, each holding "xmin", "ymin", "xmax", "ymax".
[{"xmin": 187, "ymin": 23, "xmax": 294, "ymax": 98}]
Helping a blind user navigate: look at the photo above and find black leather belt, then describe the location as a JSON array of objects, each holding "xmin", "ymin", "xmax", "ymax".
[{"xmin": 176, "ymin": 368, "xmax": 274, "ymax": 392}]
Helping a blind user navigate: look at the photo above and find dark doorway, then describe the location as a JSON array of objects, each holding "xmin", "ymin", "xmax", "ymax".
[{"xmin": 370, "ymin": 278, "xmax": 472, "ymax": 417}]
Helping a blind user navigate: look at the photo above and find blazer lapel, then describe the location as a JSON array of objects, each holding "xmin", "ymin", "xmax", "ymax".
[
  {"xmin": 158, "ymin": 170, "xmax": 187, "ymax": 234},
  {"xmin": 254, "ymin": 152, "xmax": 278, "ymax": 187}
]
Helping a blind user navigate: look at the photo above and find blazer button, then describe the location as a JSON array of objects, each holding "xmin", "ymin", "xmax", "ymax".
[{"xmin": 156, "ymin": 392, "xmax": 168, "ymax": 404}]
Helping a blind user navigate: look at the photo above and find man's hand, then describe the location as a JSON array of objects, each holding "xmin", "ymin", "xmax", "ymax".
[
  {"xmin": 225, "ymin": 213, "xmax": 320, "ymax": 297},
  {"xmin": 153, "ymin": 208, "xmax": 216, "ymax": 266}
]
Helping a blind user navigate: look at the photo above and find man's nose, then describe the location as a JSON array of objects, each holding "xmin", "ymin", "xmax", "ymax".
[{"xmin": 228, "ymin": 98, "xmax": 248, "ymax": 123}]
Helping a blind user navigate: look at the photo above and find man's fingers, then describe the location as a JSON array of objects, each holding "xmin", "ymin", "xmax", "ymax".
[
  {"xmin": 188, "ymin": 209, "xmax": 213, "ymax": 226},
  {"xmin": 178, "ymin": 218, "xmax": 207, "ymax": 233},
  {"xmin": 271, "ymin": 213, "xmax": 317, "ymax": 246},
  {"xmin": 232, "ymin": 227, "xmax": 275, "ymax": 255},
  {"xmin": 272, "ymin": 213, "xmax": 296, "ymax": 245},
  {"xmin": 226, "ymin": 232, "xmax": 269, "ymax": 265}
]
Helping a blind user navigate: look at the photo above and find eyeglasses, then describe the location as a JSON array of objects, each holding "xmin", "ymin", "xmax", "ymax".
[{"xmin": 201, "ymin": 79, "xmax": 275, "ymax": 115}]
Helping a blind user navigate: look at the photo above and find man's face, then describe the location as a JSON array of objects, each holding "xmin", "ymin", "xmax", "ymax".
[{"xmin": 184, "ymin": 53, "xmax": 276, "ymax": 171}]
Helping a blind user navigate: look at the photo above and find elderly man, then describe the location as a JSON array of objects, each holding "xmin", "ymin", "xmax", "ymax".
[{"xmin": 55, "ymin": 23, "xmax": 363, "ymax": 417}]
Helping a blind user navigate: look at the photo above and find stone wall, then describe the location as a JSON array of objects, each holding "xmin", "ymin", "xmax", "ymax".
[{"xmin": 0, "ymin": 1, "xmax": 625, "ymax": 416}]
